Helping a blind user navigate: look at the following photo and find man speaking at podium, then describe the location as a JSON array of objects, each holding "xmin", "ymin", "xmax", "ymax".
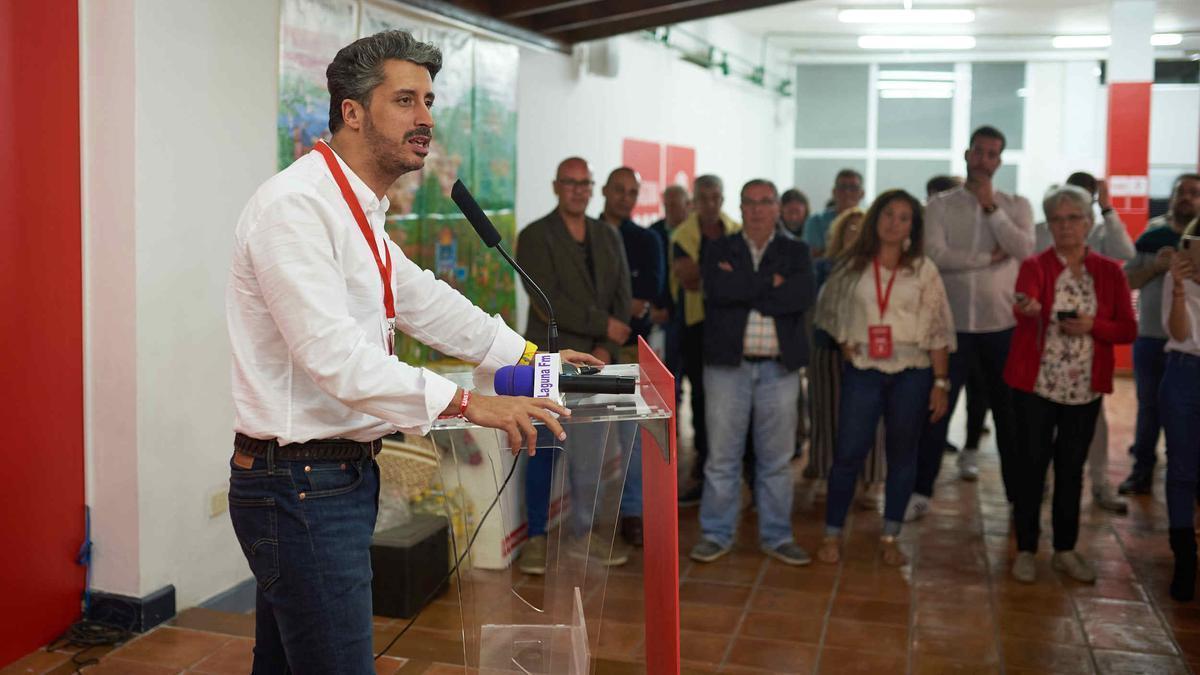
[{"xmin": 225, "ymin": 30, "xmax": 598, "ymax": 674}]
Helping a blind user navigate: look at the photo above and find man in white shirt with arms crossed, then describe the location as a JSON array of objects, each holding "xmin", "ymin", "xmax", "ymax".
[
  {"xmin": 907, "ymin": 125, "xmax": 1035, "ymax": 521},
  {"xmin": 225, "ymin": 30, "xmax": 598, "ymax": 674}
]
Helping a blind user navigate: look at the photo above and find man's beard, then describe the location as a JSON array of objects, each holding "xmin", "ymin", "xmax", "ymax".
[{"xmin": 363, "ymin": 112, "xmax": 427, "ymax": 177}]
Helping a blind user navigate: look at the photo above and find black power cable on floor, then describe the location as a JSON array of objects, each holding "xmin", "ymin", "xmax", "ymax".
[
  {"xmin": 46, "ymin": 598, "xmax": 138, "ymax": 674},
  {"xmin": 374, "ymin": 451, "xmax": 522, "ymax": 661}
]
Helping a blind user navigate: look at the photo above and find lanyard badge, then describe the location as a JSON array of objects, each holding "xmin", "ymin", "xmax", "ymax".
[
  {"xmin": 314, "ymin": 141, "xmax": 396, "ymax": 355},
  {"xmin": 868, "ymin": 257, "xmax": 898, "ymax": 359}
]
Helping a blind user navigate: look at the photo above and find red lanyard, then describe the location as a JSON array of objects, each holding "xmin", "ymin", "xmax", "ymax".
[
  {"xmin": 314, "ymin": 141, "xmax": 396, "ymax": 346},
  {"xmin": 873, "ymin": 257, "xmax": 898, "ymax": 320}
]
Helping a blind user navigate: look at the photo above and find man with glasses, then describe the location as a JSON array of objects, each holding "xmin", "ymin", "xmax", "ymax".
[
  {"xmin": 689, "ymin": 179, "xmax": 815, "ymax": 565},
  {"xmin": 803, "ymin": 169, "xmax": 865, "ymax": 259},
  {"xmin": 513, "ymin": 157, "xmax": 633, "ymax": 574}
]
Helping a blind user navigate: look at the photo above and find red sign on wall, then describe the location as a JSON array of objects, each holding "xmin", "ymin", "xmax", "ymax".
[{"xmin": 621, "ymin": 139, "xmax": 696, "ymax": 226}]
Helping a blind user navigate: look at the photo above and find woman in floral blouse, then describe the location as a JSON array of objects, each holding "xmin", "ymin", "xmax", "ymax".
[
  {"xmin": 814, "ymin": 190, "xmax": 955, "ymax": 566},
  {"xmin": 1004, "ymin": 184, "xmax": 1137, "ymax": 585}
]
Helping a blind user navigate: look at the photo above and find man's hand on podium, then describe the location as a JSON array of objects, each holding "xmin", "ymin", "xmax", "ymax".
[
  {"xmin": 560, "ymin": 349, "xmax": 605, "ymax": 368},
  {"xmin": 465, "ymin": 393, "xmax": 572, "ymax": 457}
]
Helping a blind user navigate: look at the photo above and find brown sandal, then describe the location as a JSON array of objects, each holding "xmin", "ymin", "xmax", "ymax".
[
  {"xmin": 880, "ymin": 536, "xmax": 907, "ymax": 566},
  {"xmin": 817, "ymin": 536, "xmax": 841, "ymax": 564}
]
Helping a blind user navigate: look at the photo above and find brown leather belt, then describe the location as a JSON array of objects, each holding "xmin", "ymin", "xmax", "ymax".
[{"xmin": 234, "ymin": 432, "xmax": 381, "ymax": 461}]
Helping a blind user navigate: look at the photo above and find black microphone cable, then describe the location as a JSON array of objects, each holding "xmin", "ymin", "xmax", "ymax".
[{"xmin": 373, "ymin": 448, "xmax": 522, "ymax": 661}]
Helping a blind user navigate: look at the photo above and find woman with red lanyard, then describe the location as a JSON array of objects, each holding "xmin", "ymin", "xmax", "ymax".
[
  {"xmin": 814, "ymin": 189, "xmax": 954, "ymax": 566},
  {"xmin": 1004, "ymin": 184, "xmax": 1136, "ymax": 585}
]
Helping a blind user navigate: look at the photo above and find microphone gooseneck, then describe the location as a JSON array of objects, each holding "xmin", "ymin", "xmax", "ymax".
[{"xmin": 452, "ymin": 179, "xmax": 559, "ymax": 353}]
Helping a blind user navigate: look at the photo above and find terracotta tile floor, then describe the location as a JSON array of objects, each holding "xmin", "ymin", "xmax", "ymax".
[{"xmin": 6, "ymin": 378, "xmax": 1197, "ymax": 674}]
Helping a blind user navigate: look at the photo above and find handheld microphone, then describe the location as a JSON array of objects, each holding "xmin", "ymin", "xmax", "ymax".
[
  {"xmin": 451, "ymin": 179, "xmax": 559, "ymax": 353},
  {"xmin": 494, "ymin": 365, "xmax": 636, "ymax": 397}
]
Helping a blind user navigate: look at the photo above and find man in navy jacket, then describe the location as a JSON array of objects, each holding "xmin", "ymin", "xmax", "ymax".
[{"xmin": 690, "ymin": 179, "xmax": 815, "ymax": 566}]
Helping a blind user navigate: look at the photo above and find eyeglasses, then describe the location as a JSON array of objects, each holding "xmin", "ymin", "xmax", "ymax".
[
  {"xmin": 741, "ymin": 198, "xmax": 777, "ymax": 208},
  {"xmin": 556, "ymin": 178, "xmax": 594, "ymax": 190}
]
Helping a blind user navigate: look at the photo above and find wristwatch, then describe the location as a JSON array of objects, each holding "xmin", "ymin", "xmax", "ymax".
[{"xmin": 934, "ymin": 377, "xmax": 951, "ymax": 391}]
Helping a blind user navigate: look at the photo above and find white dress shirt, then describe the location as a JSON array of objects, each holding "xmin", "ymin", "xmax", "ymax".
[
  {"xmin": 227, "ymin": 147, "xmax": 525, "ymax": 444},
  {"xmin": 924, "ymin": 186, "xmax": 1035, "ymax": 333},
  {"xmin": 1162, "ymin": 272, "xmax": 1200, "ymax": 357}
]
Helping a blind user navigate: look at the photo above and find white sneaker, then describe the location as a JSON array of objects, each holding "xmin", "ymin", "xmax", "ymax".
[
  {"xmin": 959, "ymin": 450, "xmax": 980, "ymax": 481},
  {"xmin": 903, "ymin": 494, "xmax": 930, "ymax": 522}
]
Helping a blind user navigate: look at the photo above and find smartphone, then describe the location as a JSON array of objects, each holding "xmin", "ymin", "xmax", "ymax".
[
  {"xmin": 577, "ymin": 366, "xmax": 602, "ymax": 375},
  {"xmin": 1056, "ymin": 310, "xmax": 1079, "ymax": 321}
]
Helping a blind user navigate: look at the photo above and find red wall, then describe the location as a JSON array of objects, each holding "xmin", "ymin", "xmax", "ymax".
[{"xmin": 0, "ymin": 1, "xmax": 87, "ymax": 666}]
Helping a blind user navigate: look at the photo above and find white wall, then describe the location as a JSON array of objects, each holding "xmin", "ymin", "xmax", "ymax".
[
  {"xmin": 83, "ymin": 0, "xmax": 280, "ymax": 607},
  {"xmin": 514, "ymin": 33, "xmax": 795, "ymax": 328}
]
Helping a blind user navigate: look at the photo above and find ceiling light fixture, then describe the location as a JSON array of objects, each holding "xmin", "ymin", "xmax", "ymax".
[
  {"xmin": 839, "ymin": 8, "xmax": 976, "ymax": 24},
  {"xmin": 1053, "ymin": 33, "xmax": 1185, "ymax": 49},
  {"xmin": 878, "ymin": 70, "xmax": 956, "ymax": 81},
  {"xmin": 879, "ymin": 90, "xmax": 954, "ymax": 99},
  {"xmin": 858, "ymin": 35, "xmax": 976, "ymax": 50}
]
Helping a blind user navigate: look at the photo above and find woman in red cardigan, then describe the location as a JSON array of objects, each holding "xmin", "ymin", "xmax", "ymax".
[{"xmin": 1004, "ymin": 184, "xmax": 1137, "ymax": 585}]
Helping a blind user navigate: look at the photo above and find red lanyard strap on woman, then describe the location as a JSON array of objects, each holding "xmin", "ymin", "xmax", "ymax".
[
  {"xmin": 314, "ymin": 141, "xmax": 396, "ymax": 339},
  {"xmin": 873, "ymin": 256, "xmax": 898, "ymax": 320}
]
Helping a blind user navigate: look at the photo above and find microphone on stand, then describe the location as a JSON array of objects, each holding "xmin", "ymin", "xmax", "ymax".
[
  {"xmin": 451, "ymin": 179, "xmax": 559, "ymax": 354},
  {"xmin": 493, "ymin": 365, "xmax": 636, "ymax": 398}
]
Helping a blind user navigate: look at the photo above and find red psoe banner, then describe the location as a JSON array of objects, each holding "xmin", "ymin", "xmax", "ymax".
[{"xmin": 622, "ymin": 139, "xmax": 696, "ymax": 226}]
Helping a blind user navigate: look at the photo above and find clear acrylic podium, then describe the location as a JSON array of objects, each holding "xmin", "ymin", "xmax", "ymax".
[{"xmin": 418, "ymin": 338, "xmax": 679, "ymax": 674}]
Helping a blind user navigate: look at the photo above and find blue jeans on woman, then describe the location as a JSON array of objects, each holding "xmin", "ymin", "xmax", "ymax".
[
  {"xmin": 228, "ymin": 449, "xmax": 380, "ymax": 674},
  {"xmin": 1162, "ymin": 352, "xmax": 1200, "ymax": 529},
  {"xmin": 826, "ymin": 364, "xmax": 933, "ymax": 536}
]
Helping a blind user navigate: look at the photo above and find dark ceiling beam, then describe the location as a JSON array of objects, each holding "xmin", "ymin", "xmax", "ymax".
[
  {"xmin": 515, "ymin": 0, "xmax": 721, "ymax": 33},
  {"xmin": 497, "ymin": 0, "xmax": 604, "ymax": 21},
  {"xmin": 399, "ymin": 0, "xmax": 569, "ymax": 52},
  {"xmin": 536, "ymin": 0, "xmax": 797, "ymax": 43}
]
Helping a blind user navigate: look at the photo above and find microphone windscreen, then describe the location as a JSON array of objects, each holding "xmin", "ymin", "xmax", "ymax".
[
  {"xmin": 493, "ymin": 365, "xmax": 535, "ymax": 397},
  {"xmin": 452, "ymin": 179, "xmax": 502, "ymax": 248}
]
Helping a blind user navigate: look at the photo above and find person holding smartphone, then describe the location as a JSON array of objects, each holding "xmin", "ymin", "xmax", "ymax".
[
  {"xmin": 1004, "ymin": 185, "xmax": 1137, "ymax": 584},
  {"xmin": 1160, "ymin": 220, "xmax": 1200, "ymax": 600}
]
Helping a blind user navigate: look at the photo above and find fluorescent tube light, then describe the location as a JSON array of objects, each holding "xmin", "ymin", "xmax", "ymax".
[
  {"xmin": 876, "ymin": 80, "xmax": 955, "ymax": 91},
  {"xmin": 858, "ymin": 35, "xmax": 976, "ymax": 50},
  {"xmin": 839, "ymin": 8, "xmax": 976, "ymax": 24},
  {"xmin": 1054, "ymin": 33, "xmax": 1183, "ymax": 49},
  {"xmin": 879, "ymin": 90, "xmax": 954, "ymax": 99},
  {"xmin": 878, "ymin": 70, "xmax": 956, "ymax": 81}
]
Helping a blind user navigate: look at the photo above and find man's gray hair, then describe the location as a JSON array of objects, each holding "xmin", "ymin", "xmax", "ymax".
[
  {"xmin": 694, "ymin": 174, "xmax": 724, "ymax": 194},
  {"xmin": 1042, "ymin": 184, "xmax": 1093, "ymax": 223},
  {"xmin": 741, "ymin": 179, "xmax": 779, "ymax": 201},
  {"xmin": 663, "ymin": 184, "xmax": 689, "ymax": 199},
  {"xmin": 326, "ymin": 30, "xmax": 442, "ymax": 134}
]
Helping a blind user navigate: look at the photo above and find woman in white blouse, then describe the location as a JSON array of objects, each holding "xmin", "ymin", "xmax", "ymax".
[
  {"xmin": 1161, "ymin": 219, "xmax": 1200, "ymax": 601},
  {"xmin": 814, "ymin": 189, "xmax": 954, "ymax": 566}
]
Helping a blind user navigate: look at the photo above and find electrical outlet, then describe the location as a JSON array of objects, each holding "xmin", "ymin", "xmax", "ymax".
[{"xmin": 209, "ymin": 488, "xmax": 229, "ymax": 518}]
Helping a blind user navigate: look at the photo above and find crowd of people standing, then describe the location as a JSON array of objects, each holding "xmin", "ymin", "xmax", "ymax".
[{"xmin": 510, "ymin": 126, "xmax": 1200, "ymax": 601}]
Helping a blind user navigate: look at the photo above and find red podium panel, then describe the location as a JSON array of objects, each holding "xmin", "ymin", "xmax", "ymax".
[{"xmin": 638, "ymin": 336, "xmax": 679, "ymax": 675}]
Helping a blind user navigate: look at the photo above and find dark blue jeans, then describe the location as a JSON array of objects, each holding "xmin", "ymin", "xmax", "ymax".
[
  {"xmin": 826, "ymin": 365, "xmax": 933, "ymax": 535},
  {"xmin": 525, "ymin": 425, "xmax": 607, "ymax": 538},
  {"xmin": 1162, "ymin": 352, "xmax": 1200, "ymax": 529},
  {"xmin": 914, "ymin": 329, "xmax": 1017, "ymax": 501},
  {"xmin": 1130, "ymin": 336, "xmax": 1169, "ymax": 479},
  {"xmin": 228, "ymin": 449, "xmax": 379, "ymax": 675}
]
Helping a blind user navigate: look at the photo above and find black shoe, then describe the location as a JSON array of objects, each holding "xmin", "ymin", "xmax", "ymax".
[
  {"xmin": 944, "ymin": 442, "xmax": 959, "ymax": 454},
  {"xmin": 678, "ymin": 483, "xmax": 703, "ymax": 507},
  {"xmin": 1170, "ymin": 528, "xmax": 1197, "ymax": 602},
  {"xmin": 1118, "ymin": 473, "xmax": 1152, "ymax": 495},
  {"xmin": 621, "ymin": 516, "xmax": 644, "ymax": 548}
]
